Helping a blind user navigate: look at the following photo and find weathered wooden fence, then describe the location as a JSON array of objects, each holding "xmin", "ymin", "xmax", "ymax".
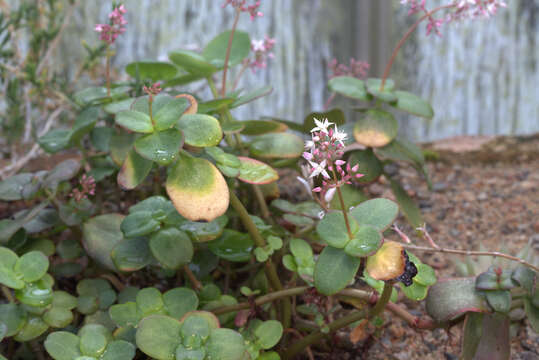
[{"xmin": 48, "ymin": 0, "xmax": 539, "ymax": 140}]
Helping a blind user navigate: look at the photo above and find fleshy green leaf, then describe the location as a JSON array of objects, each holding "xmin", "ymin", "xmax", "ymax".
[
  {"xmin": 203, "ymin": 30, "xmax": 250, "ymax": 68},
  {"xmin": 230, "ymin": 85, "xmax": 273, "ymax": 108},
  {"xmin": 426, "ymin": 277, "xmax": 489, "ymax": 322},
  {"xmin": 314, "ymin": 246, "xmax": 360, "ymax": 295},
  {"xmin": 82, "ymin": 214, "xmax": 125, "ymax": 270},
  {"xmin": 207, "ymin": 229, "xmax": 253, "ymax": 262},
  {"xmin": 249, "ymin": 133, "xmax": 304, "ymax": 159},
  {"xmin": 316, "ymin": 211, "xmax": 359, "ymax": 249},
  {"xmin": 239, "ymin": 120, "xmax": 287, "ymax": 136},
  {"xmin": 348, "ymin": 198, "xmax": 399, "ymax": 232},
  {"xmin": 134, "ymin": 129, "xmax": 183, "ymax": 165},
  {"xmin": 389, "ymin": 179, "xmax": 423, "ymax": 228},
  {"xmin": 366, "ymin": 78, "xmax": 397, "ymax": 102},
  {"xmin": 120, "ymin": 211, "xmax": 161, "ymax": 238},
  {"xmin": 484, "ymin": 290, "xmax": 511, "ymax": 313},
  {"xmin": 328, "ymin": 76, "xmax": 369, "ymax": 101},
  {"xmin": 253, "ymin": 320, "xmax": 283, "ymax": 349},
  {"xmin": 154, "ymin": 97, "xmax": 190, "ymax": 131},
  {"xmin": 13, "ymin": 315, "xmax": 48, "ymax": 341},
  {"xmin": 205, "ymin": 328, "xmax": 247, "ymax": 360},
  {"xmin": 0, "ymin": 173, "xmax": 38, "ymax": 201},
  {"xmin": 169, "ymin": 50, "xmax": 217, "ymax": 76},
  {"xmin": 344, "ymin": 225, "xmax": 382, "ymax": 257},
  {"xmin": 176, "ymin": 114, "xmax": 222, "ymax": 148},
  {"xmin": 38, "ymin": 129, "xmax": 72, "ymax": 153},
  {"xmin": 0, "ymin": 303, "xmax": 27, "ymax": 337},
  {"xmin": 347, "ymin": 149, "xmax": 382, "ymax": 184},
  {"xmin": 45, "ymin": 331, "xmax": 82, "ymax": 360},
  {"xmin": 101, "ymin": 340, "xmax": 136, "ymax": 360},
  {"xmin": 136, "ymin": 315, "xmax": 182, "ymax": 360},
  {"xmin": 125, "ymin": 61, "xmax": 178, "ymax": 81},
  {"xmin": 111, "ymin": 237, "xmax": 152, "ymax": 272},
  {"xmin": 117, "ymin": 150, "xmax": 153, "ymax": 190},
  {"xmin": 163, "ymin": 288, "xmax": 199, "ymax": 320},
  {"xmin": 71, "ymin": 107, "xmax": 99, "ymax": 144},
  {"xmin": 392, "ymin": 90, "xmax": 434, "ymax": 118},
  {"xmin": 0, "ymin": 247, "xmax": 25, "ymax": 289},
  {"xmin": 14, "ymin": 250, "xmax": 49, "ymax": 282},
  {"xmin": 115, "ymin": 111, "xmax": 154, "ymax": 133},
  {"xmin": 149, "ymin": 228, "xmax": 194, "ymax": 270},
  {"xmin": 237, "ymin": 157, "xmax": 278, "ymax": 184}
]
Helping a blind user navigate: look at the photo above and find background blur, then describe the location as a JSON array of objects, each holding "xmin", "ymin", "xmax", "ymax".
[{"xmin": 12, "ymin": 0, "xmax": 539, "ymax": 141}]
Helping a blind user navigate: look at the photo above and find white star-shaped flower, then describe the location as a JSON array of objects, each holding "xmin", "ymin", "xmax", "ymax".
[
  {"xmin": 310, "ymin": 118, "xmax": 334, "ymax": 134},
  {"xmin": 251, "ymin": 40, "xmax": 265, "ymax": 52},
  {"xmin": 332, "ymin": 125, "xmax": 347, "ymax": 146},
  {"xmin": 308, "ymin": 160, "xmax": 330, "ymax": 179}
]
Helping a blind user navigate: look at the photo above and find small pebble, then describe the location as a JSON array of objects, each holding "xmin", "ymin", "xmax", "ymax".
[{"xmin": 432, "ymin": 182, "xmax": 447, "ymax": 192}]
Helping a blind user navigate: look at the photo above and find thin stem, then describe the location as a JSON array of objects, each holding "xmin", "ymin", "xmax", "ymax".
[
  {"xmin": 253, "ymin": 185, "xmax": 271, "ymax": 220},
  {"xmin": 232, "ymin": 60, "xmax": 249, "ymax": 91},
  {"xmin": 285, "ymin": 282, "xmax": 396, "ymax": 359},
  {"xmin": 380, "ymin": 4, "xmax": 455, "ymax": 91},
  {"xmin": 1, "ymin": 285, "xmax": 14, "ymax": 303},
  {"xmin": 323, "ymin": 93, "xmax": 336, "ymax": 111},
  {"xmin": 148, "ymin": 95, "xmax": 154, "ymax": 125},
  {"xmin": 331, "ymin": 169, "xmax": 353, "ymax": 238},
  {"xmin": 221, "ymin": 9, "xmax": 241, "ymax": 96},
  {"xmin": 213, "ymin": 286, "xmax": 309, "ymax": 315},
  {"xmin": 398, "ymin": 243, "xmax": 539, "ymax": 273},
  {"xmin": 105, "ymin": 49, "xmax": 111, "ymax": 97},
  {"xmin": 207, "ymin": 76, "xmax": 219, "ymax": 98},
  {"xmin": 283, "ymin": 310, "xmax": 367, "ymax": 359},
  {"xmin": 100, "ymin": 274, "xmax": 124, "ymax": 292},
  {"xmin": 228, "ymin": 191, "xmax": 291, "ymax": 328},
  {"xmin": 369, "ymin": 281, "xmax": 392, "ymax": 318},
  {"xmin": 183, "ymin": 265, "xmax": 203, "ymax": 291}
]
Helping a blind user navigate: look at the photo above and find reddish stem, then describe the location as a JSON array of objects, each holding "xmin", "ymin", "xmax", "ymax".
[
  {"xmin": 221, "ymin": 9, "xmax": 241, "ymax": 97},
  {"xmin": 323, "ymin": 92, "xmax": 336, "ymax": 111},
  {"xmin": 380, "ymin": 4, "xmax": 455, "ymax": 91}
]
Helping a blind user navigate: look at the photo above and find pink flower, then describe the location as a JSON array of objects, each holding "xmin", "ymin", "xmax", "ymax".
[
  {"xmin": 300, "ymin": 120, "xmax": 363, "ymax": 205},
  {"xmin": 246, "ymin": 35, "xmax": 276, "ymax": 71},
  {"xmin": 70, "ymin": 174, "xmax": 96, "ymax": 202},
  {"xmin": 400, "ymin": 0, "xmax": 506, "ymax": 36},
  {"xmin": 328, "ymin": 58, "xmax": 369, "ymax": 79},
  {"xmin": 95, "ymin": 4, "xmax": 127, "ymax": 45},
  {"xmin": 222, "ymin": 0, "xmax": 263, "ymax": 21},
  {"xmin": 143, "ymin": 82, "xmax": 162, "ymax": 96}
]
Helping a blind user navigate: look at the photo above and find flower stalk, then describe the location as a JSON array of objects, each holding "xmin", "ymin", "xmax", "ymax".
[{"xmin": 229, "ymin": 191, "xmax": 291, "ymax": 328}]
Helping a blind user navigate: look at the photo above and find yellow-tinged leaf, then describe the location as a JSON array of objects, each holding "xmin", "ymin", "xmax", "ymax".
[
  {"xmin": 175, "ymin": 94, "xmax": 198, "ymax": 115},
  {"xmin": 117, "ymin": 150, "xmax": 153, "ymax": 190},
  {"xmin": 353, "ymin": 109, "xmax": 398, "ymax": 148},
  {"xmin": 166, "ymin": 153, "xmax": 229, "ymax": 222},
  {"xmin": 366, "ymin": 241, "xmax": 405, "ymax": 281}
]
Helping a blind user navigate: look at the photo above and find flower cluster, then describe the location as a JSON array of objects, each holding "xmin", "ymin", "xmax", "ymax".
[
  {"xmin": 222, "ymin": 0, "xmax": 263, "ymax": 21},
  {"xmin": 400, "ymin": 0, "xmax": 506, "ymax": 36},
  {"xmin": 301, "ymin": 119, "xmax": 363, "ymax": 203},
  {"xmin": 143, "ymin": 82, "xmax": 162, "ymax": 96},
  {"xmin": 328, "ymin": 58, "xmax": 369, "ymax": 79},
  {"xmin": 70, "ymin": 175, "xmax": 96, "ymax": 202},
  {"xmin": 246, "ymin": 36, "xmax": 276, "ymax": 71},
  {"xmin": 95, "ymin": 4, "xmax": 127, "ymax": 45},
  {"xmin": 448, "ymin": 0, "xmax": 507, "ymax": 22}
]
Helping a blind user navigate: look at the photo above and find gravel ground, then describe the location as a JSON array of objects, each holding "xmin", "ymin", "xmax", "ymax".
[{"xmin": 288, "ymin": 134, "xmax": 539, "ymax": 359}]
